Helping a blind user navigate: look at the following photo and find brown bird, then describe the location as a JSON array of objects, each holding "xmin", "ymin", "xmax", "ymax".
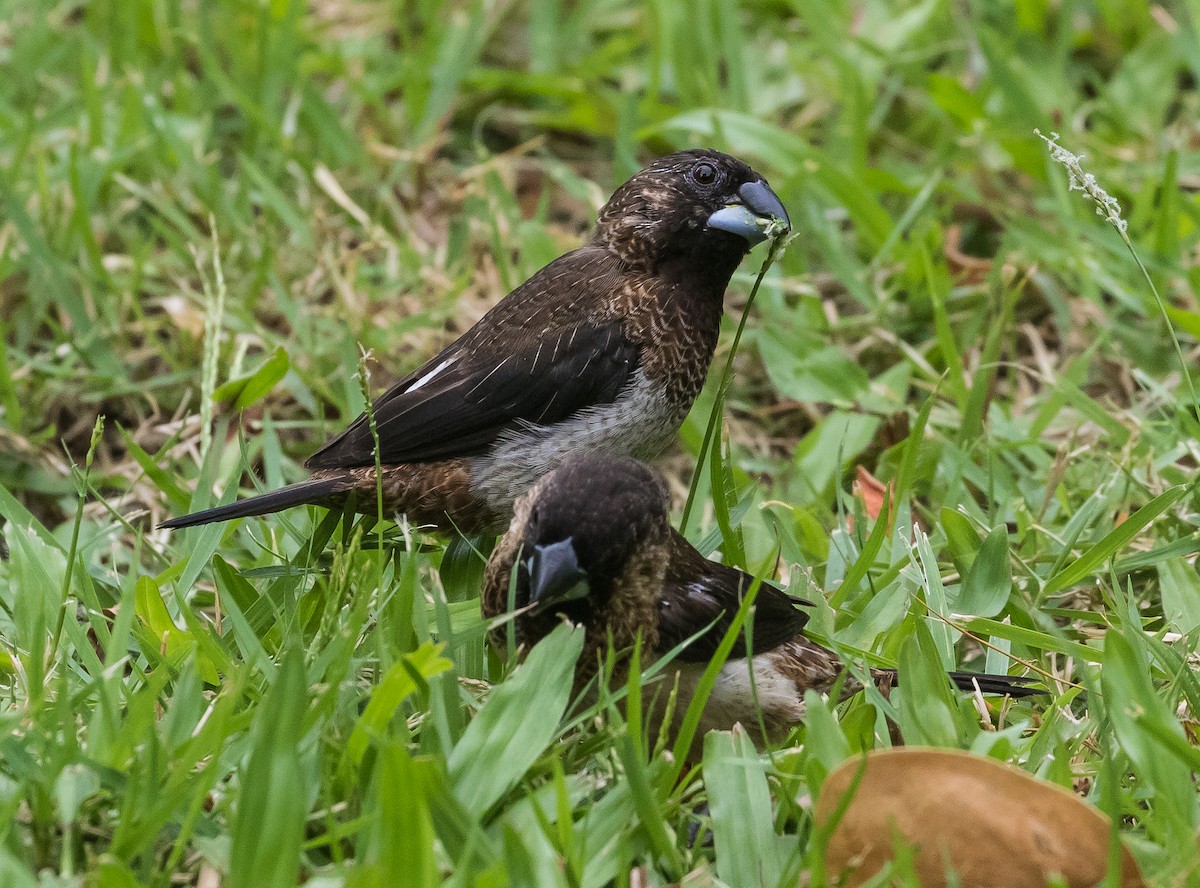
[
  {"xmin": 162, "ymin": 149, "xmax": 790, "ymax": 534},
  {"xmin": 483, "ymin": 455, "xmax": 1041, "ymax": 751}
]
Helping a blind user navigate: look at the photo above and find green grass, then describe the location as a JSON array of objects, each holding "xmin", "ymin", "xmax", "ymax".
[{"xmin": 3, "ymin": 0, "xmax": 1200, "ymax": 883}]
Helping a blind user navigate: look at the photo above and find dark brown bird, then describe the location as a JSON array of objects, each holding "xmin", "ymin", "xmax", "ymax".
[
  {"xmin": 162, "ymin": 149, "xmax": 790, "ymax": 534},
  {"xmin": 483, "ymin": 455, "xmax": 1041, "ymax": 752}
]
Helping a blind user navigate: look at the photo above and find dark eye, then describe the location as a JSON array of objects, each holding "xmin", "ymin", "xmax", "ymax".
[{"xmin": 690, "ymin": 161, "xmax": 720, "ymax": 188}]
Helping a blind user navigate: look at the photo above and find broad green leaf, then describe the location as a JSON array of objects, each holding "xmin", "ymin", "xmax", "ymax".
[
  {"xmin": 448, "ymin": 624, "xmax": 583, "ymax": 813},
  {"xmin": 362, "ymin": 742, "xmax": 438, "ymax": 888},
  {"xmin": 576, "ymin": 779, "xmax": 639, "ymax": 888},
  {"xmin": 0, "ymin": 851, "xmax": 38, "ymax": 888},
  {"xmin": 1043, "ymin": 486, "xmax": 1188, "ymax": 595},
  {"xmin": 93, "ymin": 856, "xmax": 144, "ymax": 888},
  {"xmin": 228, "ymin": 647, "xmax": 310, "ymax": 888},
  {"xmin": 758, "ymin": 325, "xmax": 870, "ymax": 404},
  {"xmin": 956, "ymin": 527, "xmax": 1011, "ymax": 617},
  {"xmin": 54, "ymin": 763, "xmax": 101, "ymax": 826},
  {"xmin": 802, "ymin": 689, "xmax": 851, "ymax": 787},
  {"xmin": 134, "ymin": 576, "xmax": 220, "ymax": 683},
  {"xmin": 343, "ymin": 641, "xmax": 453, "ymax": 769},
  {"xmin": 6, "ymin": 521, "xmax": 63, "ymax": 692},
  {"xmin": 834, "ymin": 573, "xmax": 911, "ymax": 650},
  {"xmin": 896, "ymin": 624, "xmax": 959, "ymax": 748},
  {"xmin": 1101, "ymin": 628, "xmax": 1194, "ymax": 847},
  {"xmin": 793, "ymin": 412, "xmax": 882, "ymax": 501},
  {"xmin": 212, "ymin": 347, "xmax": 290, "ymax": 409},
  {"xmin": 705, "ymin": 728, "xmax": 784, "ymax": 888},
  {"xmin": 941, "ymin": 507, "xmax": 981, "ymax": 566},
  {"xmin": 438, "ymin": 534, "xmax": 490, "ymax": 602},
  {"xmin": 1157, "ymin": 559, "xmax": 1200, "ymax": 635}
]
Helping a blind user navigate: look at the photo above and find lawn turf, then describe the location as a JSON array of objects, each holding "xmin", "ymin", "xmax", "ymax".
[{"xmin": 2, "ymin": 0, "xmax": 1200, "ymax": 883}]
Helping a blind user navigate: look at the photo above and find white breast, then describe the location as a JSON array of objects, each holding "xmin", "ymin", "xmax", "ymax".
[
  {"xmin": 468, "ymin": 369, "xmax": 685, "ymax": 516},
  {"xmin": 644, "ymin": 655, "xmax": 808, "ymax": 759}
]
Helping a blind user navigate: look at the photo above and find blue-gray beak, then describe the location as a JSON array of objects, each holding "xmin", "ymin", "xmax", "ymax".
[
  {"xmin": 526, "ymin": 538, "xmax": 589, "ymax": 613},
  {"xmin": 706, "ymin": 180, "xmax": 791, "ymax": 245}
]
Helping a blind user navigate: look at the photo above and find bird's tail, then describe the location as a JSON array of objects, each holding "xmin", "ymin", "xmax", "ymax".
[
  {"xmin": 159, "ymin": 476, "xmax": 348, "ymax": 529},
  {"xmin": 871, "ymin": 668, "xmax": 1043, "ymax": 698},
  {"xmin": 947, "ymin": 671, "xmax": 1044, "ymax": 698}
]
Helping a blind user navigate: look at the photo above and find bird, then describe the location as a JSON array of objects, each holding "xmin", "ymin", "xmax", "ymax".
[
  {"xmin": 161, "ymin": 149, "xmax": 791, "ymax": 534},
  {"xmin": 482, "ymin": 454, "xmax": 1042, "ymax": 753}
]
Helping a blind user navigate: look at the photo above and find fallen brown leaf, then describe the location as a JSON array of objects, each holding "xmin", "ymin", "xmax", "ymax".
[
  {"xmin": 852, "ymin": 465, "xmax": 891, "ymax": 523},
  {"xmin": 814, "ymin": 747, "xmax": 1145, "ymax": 888}
]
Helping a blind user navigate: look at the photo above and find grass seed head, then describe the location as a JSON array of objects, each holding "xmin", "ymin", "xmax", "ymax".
[{"xmin": 1036, "ymin": 129, "xmax": 1128, "ymax": 235}]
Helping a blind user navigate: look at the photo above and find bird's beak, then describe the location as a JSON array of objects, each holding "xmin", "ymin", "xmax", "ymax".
[
  {"xmin": 526, "ymin": 538, "xmax": 589, "ymax": 614},
  {"xmin": 706, "ymin": 180, "xmax": 791, "ymax": 245}
]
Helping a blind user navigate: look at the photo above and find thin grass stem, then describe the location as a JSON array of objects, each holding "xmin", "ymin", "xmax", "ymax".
[
  {"xmin": 680, "ymin": 235, "xmax": 792, "ymax": 532},
  {"xmin": 51, "ymin": 415, "xmax": 105, "ymax": 662}
]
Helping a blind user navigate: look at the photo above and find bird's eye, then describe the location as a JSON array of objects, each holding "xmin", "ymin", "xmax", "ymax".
[{"xmin": 690, "ymin": 161, "xmax": 720, "ymax": 188}]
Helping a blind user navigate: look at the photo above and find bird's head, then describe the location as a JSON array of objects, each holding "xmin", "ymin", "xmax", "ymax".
[
  {"xmin": 595, "ymin": 148, "xmax": 790, "ymax": 272},
  {"xmin": 508, "ymin": 454, "xmax": 671, "ymax": 640}
]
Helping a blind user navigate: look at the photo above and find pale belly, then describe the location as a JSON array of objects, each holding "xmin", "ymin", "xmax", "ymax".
[
  {"xmin": 467, "ymin": 369, "xmax": 686, "ymax": 521},
  {"xmin": 643, "ymin": 656, "xmax": 808, "ymax": 760}
]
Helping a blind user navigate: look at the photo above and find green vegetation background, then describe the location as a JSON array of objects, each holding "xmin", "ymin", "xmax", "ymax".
[{"xmin": 2, "ymin": 0, "xmax": 1200, "ymax": 884}]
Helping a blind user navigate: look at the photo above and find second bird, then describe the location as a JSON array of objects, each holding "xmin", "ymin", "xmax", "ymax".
[
  {"xmin": 483, "ymin": 455, "xmax": 1041, "ymax": 755},
  {"xmin": 163, "ymin": 149, "xmax": 790, "ymax": 534}
]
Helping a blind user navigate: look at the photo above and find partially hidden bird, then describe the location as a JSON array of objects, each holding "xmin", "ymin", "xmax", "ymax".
[
  {"xmin": 482, "ymin": 454, "xmax": 1042, "ymax": 752},
  {"xmin": 161, "ymin": 149, "xmax": 791, "ymax": 534}
]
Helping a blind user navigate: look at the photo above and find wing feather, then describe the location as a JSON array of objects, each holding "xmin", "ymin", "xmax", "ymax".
[
  {"xmin": 306, "ymin": 248, "xmax": 638, "ymax": 469},
  {"xmin": 658, "ymin": 529, "xmax": 811, "ymax": 662}
]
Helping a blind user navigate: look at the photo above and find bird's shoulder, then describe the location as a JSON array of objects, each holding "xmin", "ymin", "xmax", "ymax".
[
  {"xmin": 397, "ymin": 242, "xmax": 638, "ymax": 380},
  {"xmin": 462, "ymin": 243, "xmax": 629, "ymax": 340}
]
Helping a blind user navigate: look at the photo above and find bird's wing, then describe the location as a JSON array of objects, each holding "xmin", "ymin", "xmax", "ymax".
[
  {"xmin": 657, "ymin": 529, "xmax": 811, "ymax": 662},
  {"xmin": 306, "ymin": 319, "xmax": 638, "ymax": 468},
  {"xmin": 306, "ymin": 244, "xmax": 639, "ymax": 469}
]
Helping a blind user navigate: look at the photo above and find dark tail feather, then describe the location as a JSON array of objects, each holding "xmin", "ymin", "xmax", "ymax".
[
  {"xmin": 874, "ymin": 668, "xmax": 1044, "ymax": 698},
  {"xmin": 159, "ymin": 476, "xmax": 346, "ymax": 529},
  {"xmin": 947, "ymin": 671, "xmax": 1044, "ymax": 698}
]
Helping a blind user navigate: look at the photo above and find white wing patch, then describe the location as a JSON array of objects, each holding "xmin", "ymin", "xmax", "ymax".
[{"xmin": 406, "ymin": 357, "xmax": 457, "ymax": 393}]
